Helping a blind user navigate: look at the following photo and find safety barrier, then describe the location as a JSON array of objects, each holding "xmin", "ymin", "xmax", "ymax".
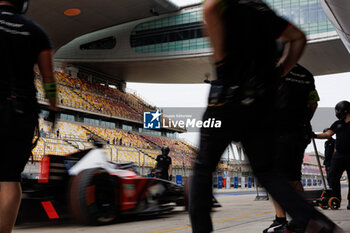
[{"xmin": 213, "ymin": 174, "xmax": 325, "ymax": 190}]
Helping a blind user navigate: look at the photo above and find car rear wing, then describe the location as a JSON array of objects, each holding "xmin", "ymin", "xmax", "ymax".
[{"xmin": 38, "ymin": 149, "xmax": 92, "ymax": 183}]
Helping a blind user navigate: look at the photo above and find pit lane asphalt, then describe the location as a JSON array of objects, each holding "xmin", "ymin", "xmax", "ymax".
[{"xmin": 13, "ymin": 187, "xmax": 350, "ymax": 233}]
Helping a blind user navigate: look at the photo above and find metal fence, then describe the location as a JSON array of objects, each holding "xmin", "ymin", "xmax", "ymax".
[{"xmin": 32, "ymin": 137, "xmax": 195, "ymax": 177}]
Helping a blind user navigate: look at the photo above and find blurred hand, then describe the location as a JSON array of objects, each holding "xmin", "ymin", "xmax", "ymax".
[{"xmin": 311, "ymin": 131, "xmax": 317, "ymax": 139}]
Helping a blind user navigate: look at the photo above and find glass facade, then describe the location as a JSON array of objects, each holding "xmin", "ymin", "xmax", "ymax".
[
  {"xmin": 60, "ymin": 113, "xmax": 75, "ymax": 121},
  {"xmin": 130, "ymin": 11, "xmax": 210, "ymax": 53},
  {"xmin": 139, "ymin": 128, "xmax": 162, "ymax": 136},
  {"xmin": 101, "ymin": 120, "xmax": 116, "ymax": 128},
  {"xmin": 130, "ymin": 0, "xmax": 335, "ymax": 54},
  {"xmin": 80, "ymin": 36, "xmax": 116, "ymax": 50},
  {"xmin": 264, "ymin": 0, "xmax": 335, "ymax": 37},
  {"xmin": 166, "ymin": 132, "xmax": 178, "ymax": 139},
  {"xmin": 84, "ymin": 117, "xmax": 100, "ymax": 126},
  {"xmin": 122, "ymin": 124, "xmax": 133, "ymax": 131},
  {"xmin": 82, "ymin": 118, "xmax": 116, "ymax": 128}
]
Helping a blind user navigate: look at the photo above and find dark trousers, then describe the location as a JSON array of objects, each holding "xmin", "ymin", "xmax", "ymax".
[
  {"xmin": 274, "ymin": 129, "xmax": 307, "ymax": 182},
  {"xmin": 0, "ymin": 99, "xmax": 37, "ymax": 181},
  {"xmin": 328, "ymin": 152, "xmax": 350, "ymax": 201},
  {"xmin": 325, "ymin": 165, "xmax": 331, "ymax": 186},
  {"xmin": 189, "ymin": 102, "xmax": 330, "ymax": 233}
]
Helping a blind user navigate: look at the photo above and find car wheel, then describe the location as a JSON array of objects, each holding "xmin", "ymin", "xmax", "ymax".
[{"xmin": 69, "ymin": 168, "xmax": 120, "ymax": 225}]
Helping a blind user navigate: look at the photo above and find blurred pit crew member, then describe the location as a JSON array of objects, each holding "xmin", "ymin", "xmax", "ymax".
[
  {"xmin": 189, "ymin": 0, "xmax": 342, "ymax": 232},
  {"xmin": 0, "ymin": 0, "xmax": 57, "ymax": 232}
]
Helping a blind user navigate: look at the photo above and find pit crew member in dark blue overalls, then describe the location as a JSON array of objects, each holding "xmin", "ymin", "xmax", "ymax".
[
  {"xmin": 315, "ymin": 100, "xmax": 350, "ymax": 210},
  {"xmin": 0, "ymin": 0, "xmax": 57, "ymax": 232}
]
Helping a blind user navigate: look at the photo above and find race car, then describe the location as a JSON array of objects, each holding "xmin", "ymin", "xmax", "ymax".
[{"xmin": 19, "ymin": 148, "xmax": 186, "ymax": 225}]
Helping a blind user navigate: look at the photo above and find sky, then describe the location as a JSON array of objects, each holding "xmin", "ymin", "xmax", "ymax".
[{"xmin": 127, "ymin": 72, "xmax": 350, "ymax": 156}]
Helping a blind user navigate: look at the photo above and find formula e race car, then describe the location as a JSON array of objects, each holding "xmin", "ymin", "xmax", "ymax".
[{"xmin": 19, "ymin": 148, "xmax": 186, "ymax": 225}]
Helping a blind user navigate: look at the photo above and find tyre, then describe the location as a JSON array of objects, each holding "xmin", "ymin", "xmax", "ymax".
[
  {"xmin": 328, "ymin": 197, "xmax": 341, "ymax": 210},
  {"xmin": 319, "ymin": 197, "xmax": 329, "ymax": 210},
  {"xmin": 68, "ymin": 168, "xmax": 120, "ymax": 225}
]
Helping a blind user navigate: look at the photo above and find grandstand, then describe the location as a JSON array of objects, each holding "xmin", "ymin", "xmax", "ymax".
[
  {"xmin": 37, "ymin": 73, "xmax": 143, "ymax": 121},
  {"xmin": 32, "ymin": 70, "xmax": 196, "ymax": 175},
  {"xmin": 34, "ymin": 117, "xmax": 195, "ymax": 171}
]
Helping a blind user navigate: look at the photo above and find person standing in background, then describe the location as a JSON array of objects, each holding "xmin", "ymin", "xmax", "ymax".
[
  {"xmin": 223, "ymin": 168, "xmax": 230, "ymax": 188},
  {"xmin": 315, "ymin": 100, "xmax": 350, "ymax": 210},
  {"xmin": 154, "ymin": 146, "xmax": 173, "ymax": 181},
  {"xmin": 323, "ymin": 128, "xmax": 335, "ymax": 185}
]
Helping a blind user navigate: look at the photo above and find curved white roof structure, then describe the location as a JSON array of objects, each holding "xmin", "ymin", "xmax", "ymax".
[{"xmin": 27, "ymin": 0, "xmax": 350, "ymax": 83}]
